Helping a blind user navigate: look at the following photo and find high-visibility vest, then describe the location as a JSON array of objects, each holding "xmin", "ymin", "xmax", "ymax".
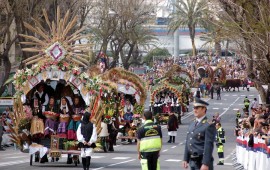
[
  {"xmin": 217, "ymin": 127, "xmax": 226, "ymax": 144},
  {"xmin": 139, "ymin": 120, "xmax": 162, "ymax": 152},
  {"xmin": 244, "ymin": 99, "xmax": 250, "ymax": 106},
  {"xmin": 236, "ymin": 111, "xmax": 241, "ymax": 118}
]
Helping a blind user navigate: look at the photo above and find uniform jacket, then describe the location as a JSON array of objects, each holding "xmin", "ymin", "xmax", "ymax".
[{"xmin": 183, "ymin": 116, "xmax": 216, "ymax": 167}]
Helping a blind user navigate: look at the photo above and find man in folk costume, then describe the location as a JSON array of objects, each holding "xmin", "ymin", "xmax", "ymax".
[
  {"xmin": 77, "ymin": 112, "xmax": 97, "ymax": 170},
  {"xmin": 33, "ymin": 83, "xmax": 49, "ymax": 119},
  {"xmin": 167, "ymin": 111, "xmax": 178, "ymax": 143}
]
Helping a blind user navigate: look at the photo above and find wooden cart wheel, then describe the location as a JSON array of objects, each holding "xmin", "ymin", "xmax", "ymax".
[{"xmin": 30, "ymin": 154, "xmax": 33, "ymax": 166}]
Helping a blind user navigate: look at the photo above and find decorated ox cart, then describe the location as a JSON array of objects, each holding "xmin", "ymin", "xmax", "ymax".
[
  {"xmin": 150, "ymin": 65, "xmax": 193, "ymax": 124},
  {"xmin": 99, "ymin": 68, "xmax": 147, "ymax": 143},
  {"xmin": 8, "ymin": 7, "xmax": 115, "ymax": 167}
]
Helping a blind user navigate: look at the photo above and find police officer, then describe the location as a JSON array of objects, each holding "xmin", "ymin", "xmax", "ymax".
[
  {"xmin": 215, "ymin": 122, "xmax": 225, "ymax": 165},
  {"xmin": 235, "ymin": 109, "xmax": 241, "ymax": 125},
  {"xmin": 183, "ymin": 97, "xmax": 215, "ymax": 170},
  {"xmin": 137, "ymin": 111, "xmax": 162, "ymax": 170},
  {"xmin": 244, "ymin": 96, "xmax": 250, "ymax": 113}
]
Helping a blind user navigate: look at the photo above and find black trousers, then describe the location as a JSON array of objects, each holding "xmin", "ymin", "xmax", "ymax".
[{"xmin": 141, "ymin": 151, "xmax": 159, "ymax": 170}]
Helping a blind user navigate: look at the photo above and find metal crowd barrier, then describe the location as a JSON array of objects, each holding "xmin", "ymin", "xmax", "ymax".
[{"xmin": 236, "ymin": 136, "xmax": 270, "ymax": 170}]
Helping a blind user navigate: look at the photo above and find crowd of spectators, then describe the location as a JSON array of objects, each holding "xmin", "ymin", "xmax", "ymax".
[
  {"xmin": 0, "ymin": 107, "xmax": 13, "ymax": 150},
  {"xmin": 130, "ymin": 55, "xmax": 250, "ymax": 90},
  {"xmin": 235, "ymin": 101, "xmax": 270, "ymax": 147}
]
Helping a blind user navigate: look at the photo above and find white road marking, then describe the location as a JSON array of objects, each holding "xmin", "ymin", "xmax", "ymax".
[
  {"xmin": 212, "ymin": 108, "xmax": 219, "ymax": 110},
  {"xmin": 162, "ymin": 149, "xmax": 168, "ymax": 152},
  {"xmin": 213, "ymin": 103, "xmax": 222, "ymax": 105},
  {"xmin": 223, "ymin": 108, "xmax": 228, "ymax": 110},
  {"xmin": 3, "ymin": 156, "xmax": 28, "ymax": 159},
  {"xmin": 249, "ymin": 95, "xmax": 254, "ymax": 96},
  {"xmin": 1, "ymin": 152, "xmax": 25, "ymax": 156},
  {"xmin": 92, "ymin": 156, "xmax": 105, "ymax": 159},
  {"xmin": 224, "ymin": 163, "xmax": 233, "ymax": 165},
  {"xmin": 92, "ymin": 159, "xmax": 136, "ymax": 170},
  {"xmin": 107, "ymin": 159, "xmax": 136, "ymax": 167},
  {"xmin": 241, "ymin": 95, "xmax": 245, "ymax": 96},
  {"xmin": 238, "ymin": 104, "xmax": 244, "ymax": 105},
  {"xmin": 220, "ymin": 97, "xmax": 240, "ymax": 117},
  {"xmin": 233, "ymin": 108, "xmax": 239, "ymax": 111},
  {"xmin": 171, "ymin": 146, "xmax": 177, "ymax": 149},
  {"xmin": 181, "ymin": 98, "xmax": 211, "ymax": 120},
  {"xmin": 0, "ymin": 159, "xmax": 29, "ymax": 167},
  {"xmin": 224, "ymin": 149, "xmax": 236, "ymax": 160},
  {"xmin": 165, "ymin": 159, "xmax": 182, "ymax": 162},
  {"xmin": 232, "ymin": 95, "xmax": 237, "ymax": 96},
  {"xmin": 93, "ymin": 167, "xmax": 104, "ymax": 170},
  {"xmin": 114, "ymin": 145, "xmax": 121, "ymax": 147},
  {"xmin": 112, "ymin": 157, "xmax": 130, "ymax": 160}
]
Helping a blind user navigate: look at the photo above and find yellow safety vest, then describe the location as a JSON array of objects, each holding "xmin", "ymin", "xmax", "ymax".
[{"xmin": 139, "ymin": 120, "xmax": 162, "ymax": 152}]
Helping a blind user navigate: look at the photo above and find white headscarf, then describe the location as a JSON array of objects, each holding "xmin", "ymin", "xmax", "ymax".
[{"xmin": 60, "ymin": 97, "xmax": 69, "ymax": 113}]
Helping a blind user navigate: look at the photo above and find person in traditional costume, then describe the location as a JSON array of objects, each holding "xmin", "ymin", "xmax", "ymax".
[
  {"xmin": 123, "ymin": 100, "xmax": 133, "ymax": 121},
  {"xmin": 57, "ymin": 97, "xmax": 73, "ymax": 135},
  {"xmin": 163, "ymin": 93, "xmax": 171, "ymax": 113},
  {"xmin": 44, "ymin": 97, "xmax": 59, "ymax": 137},
  {"xmin": 77, "ymin": 112, "xmax": 97, "ymax": 170},
  {"xmin": 67, "ymin": 96, "xmax": 84, "ymax": 140},
  {"xmin": 34, "ymin": 83, "xmax": 49, "ymax": 116}
]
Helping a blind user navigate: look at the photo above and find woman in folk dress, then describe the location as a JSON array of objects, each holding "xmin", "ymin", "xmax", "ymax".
[{"xmin": 167, "ymin": 111, "xmax": 178, "ymax": 143}]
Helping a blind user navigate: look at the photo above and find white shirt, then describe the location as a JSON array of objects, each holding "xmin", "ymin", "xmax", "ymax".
[
  {"xmin": 37, "ymin": 91, "xmax": 49, "ymax": 106},
  {"xmin": 99, "ymin": 122, "xmax": 109, "ymax": 137},
  {"xmin": 196, "ymin": 115, "xmax": 206, "ymax": 123},
  {"xmin": 76, "ymin": 123, "xmax": 97, "ymax": 145}
]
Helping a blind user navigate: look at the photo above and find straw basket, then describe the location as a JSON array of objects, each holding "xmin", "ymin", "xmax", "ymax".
[
  {"xmin": 128, "ymin": 130, "xmax": 134, "ymax": 137},
  {"xmin": 72, "ymin": 114, "xmax": 82, "ymax": 121},
  {"xmin": 60, "ymin": 114, "xmax": 70, "ymax": 122},
  {"xmin": 44, "ymin": 111, "xmax": 59, "ymax": 120}
]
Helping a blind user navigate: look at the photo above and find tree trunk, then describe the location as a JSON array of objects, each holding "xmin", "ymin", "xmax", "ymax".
[
  {"xmin": 189, "ymin": 25, "xmax": 197, "ymax": 56},
  {"xmin": 256, "ymin": 82, "xmax": 267, "ymax": 104},
  {"xmin": 0, "ymin": 53, "xmax": 11, "ymax": 96},
  {"xmin": 214, "ymin": 41, "xmax": 222, "ymax": 57},
  {"xmin": 225, "ymin": 40, "xmax": 230, "ymax": 56},
  {"xmin": 191, "ymin": 38, "xmax": 197, "ymax": 57}
]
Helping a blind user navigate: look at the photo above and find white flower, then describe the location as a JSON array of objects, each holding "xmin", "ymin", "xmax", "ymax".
[{"xmin": 25, "ymin": 68, "xmax": 33, "ymax": 76}]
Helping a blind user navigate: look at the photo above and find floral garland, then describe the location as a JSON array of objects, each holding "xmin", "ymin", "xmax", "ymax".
[
  {"xmin": 133, "ymin": 103, "xmax": 144, "ymax": 115},
  {"xmin": 13, "ymin": 60, "xmax": 102, "ymax": 97}
]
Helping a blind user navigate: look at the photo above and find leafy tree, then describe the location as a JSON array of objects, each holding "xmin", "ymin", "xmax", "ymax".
[
  {"xmin": 169, "ymin": 0, "xmax": 209, "ymax": 56},
  {"xmin": 210, "ymin": 0, "xmax": 270, "ymax": 103},
  {"xmin": 144, "ymin": 48, "xmax": 171, "ymax": 66},
  {"xmin": 90, "ymin": 0, "xmax": 159, "ymax": 69}
]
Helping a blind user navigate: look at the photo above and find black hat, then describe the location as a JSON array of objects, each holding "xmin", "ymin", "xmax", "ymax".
[{"xmin": 193, "ymin": 97, "xmax": 209, "ymax": 107}]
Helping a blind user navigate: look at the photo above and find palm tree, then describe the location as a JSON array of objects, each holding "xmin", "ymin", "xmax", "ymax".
[{"xmin": 169, "ymin": 0, "xmax": 209, "ymax": 56}]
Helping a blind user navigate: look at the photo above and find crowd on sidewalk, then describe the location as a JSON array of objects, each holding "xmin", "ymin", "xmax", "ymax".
[
  {"xmin": 235, "ymin": 97, "xmax": 270, "ymax": 146},
  {"xmin": 0, "ymin": 107, "xmax": 14, "ymax": 151}
]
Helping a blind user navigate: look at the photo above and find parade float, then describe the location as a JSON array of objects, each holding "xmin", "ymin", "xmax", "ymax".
[
  {"xmin": 212, "ymin": 64, "xmax": 226, "ymax": 85},
  {"xmin": 100, "ymin": 67, "xmax": 147, "ymax": 141},
  {"xmin": 150, "ymin": 65, "xmax": 193, "ymax": 124},
  {"xmin": 196, "ymin": 62, "xmax": 226, "ymax": 85},
  {"xmin": 196, "ymin": 64, "xmax": 214, "ymax": 85},
  {"xmin": 8, "ymin": 7, "xmax": 114, "ymax": 166},
  {"xmin": 8, "ymin": 6, "xmax": 149, "ymax": 165}
]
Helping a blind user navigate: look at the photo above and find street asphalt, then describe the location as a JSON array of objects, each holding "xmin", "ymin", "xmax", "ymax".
[{"xmin": 0, "ymin": 87, "xmax": 259, "ymax": 170}]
